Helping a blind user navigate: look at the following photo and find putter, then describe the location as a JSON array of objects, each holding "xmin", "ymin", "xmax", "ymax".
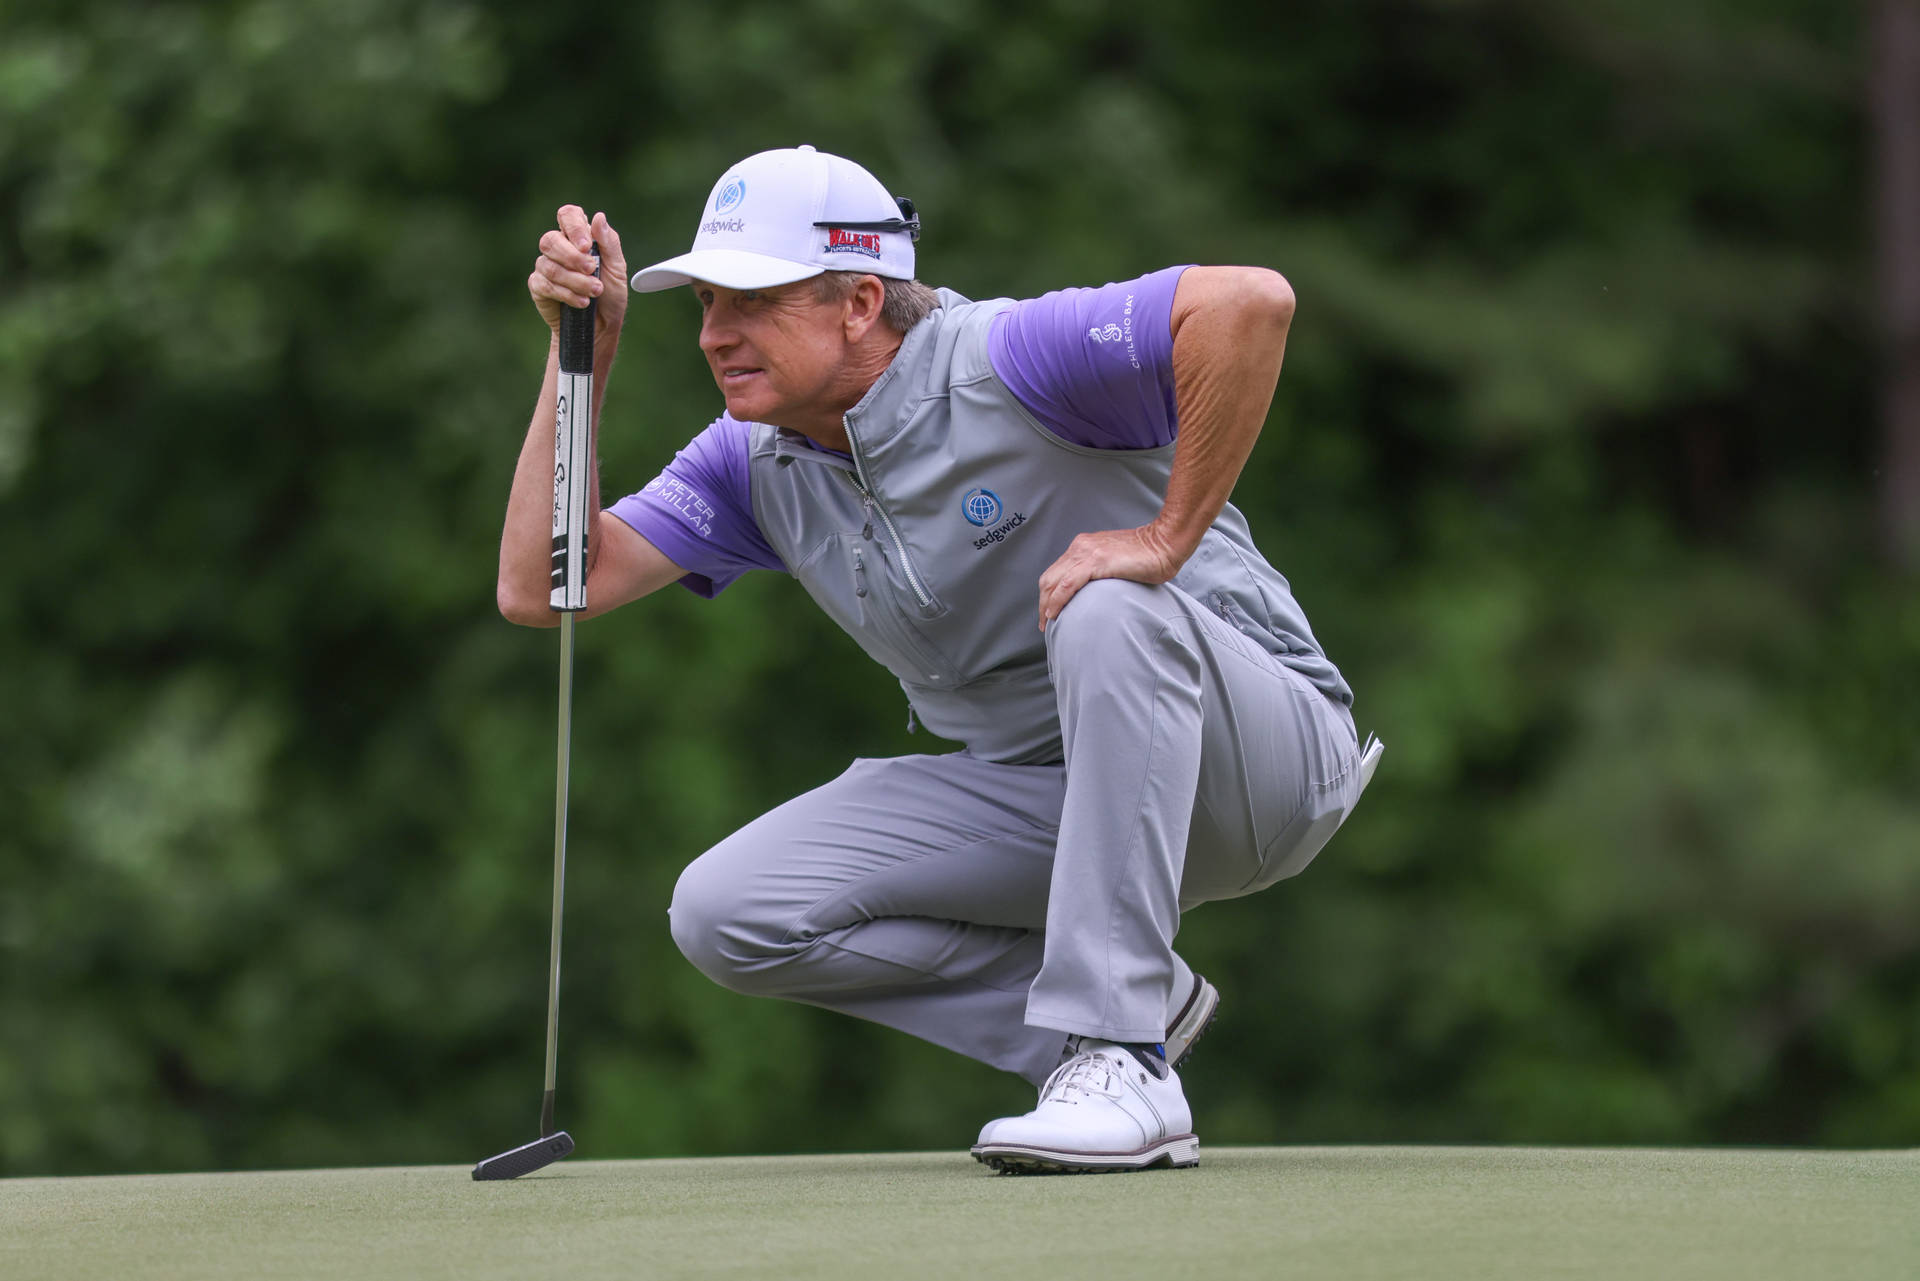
[{"xmin": 474, "ymin": 247, "xmax": 598, "ymax": 1181}]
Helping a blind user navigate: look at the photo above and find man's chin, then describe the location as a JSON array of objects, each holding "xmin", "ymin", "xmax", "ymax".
[{"xmin": 721, "ymin": 386, "xmax": 771, "ymax": 423}]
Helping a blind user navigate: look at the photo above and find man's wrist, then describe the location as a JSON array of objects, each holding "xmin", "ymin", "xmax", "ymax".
[{"xmin": 1147, "ymin": 513, "xmax": 1203, "ymax": 560}]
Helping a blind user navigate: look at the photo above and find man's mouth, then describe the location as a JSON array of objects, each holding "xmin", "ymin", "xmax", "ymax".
[{"xmin": 721, "ymin": 367, "xmax": 763, "ymax": 384}]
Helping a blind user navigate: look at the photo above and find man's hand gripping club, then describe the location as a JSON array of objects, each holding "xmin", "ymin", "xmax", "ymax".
[{"xmin": 498, "ymin": 206, "xmax": 684, "ymax": 627}]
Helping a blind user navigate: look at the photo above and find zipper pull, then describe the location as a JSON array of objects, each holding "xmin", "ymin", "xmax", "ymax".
[
  {"xmin": 861, "ymin": 493, "xmax": 874, "ymax": 541},
  {"xmin": 906, "ymin": 704, "xmax": 919, "ymax": 734},
  {"xmin": 853, "ymin": 551, "xmax": 868, "ymax": 598}
]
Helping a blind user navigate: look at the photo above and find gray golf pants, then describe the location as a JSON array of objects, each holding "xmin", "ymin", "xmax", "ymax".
[{"xmin": 669, "ymin": 579, "xmax": 1371, "ymax": 1086}]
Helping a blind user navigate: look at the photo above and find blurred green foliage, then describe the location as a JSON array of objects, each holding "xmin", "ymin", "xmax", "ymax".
[{"xmin": 2, "ymin": 0, "xmax": 1915, "ymax": 1175}]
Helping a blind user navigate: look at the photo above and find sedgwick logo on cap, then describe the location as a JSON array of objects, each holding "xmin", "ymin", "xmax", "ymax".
[{"xmin": 700, "ymin": 176, "xmax": 748, "ymax": 236}]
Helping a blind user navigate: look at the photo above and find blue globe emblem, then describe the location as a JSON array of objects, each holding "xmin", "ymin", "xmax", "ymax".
[
  {"xmin": 714, "ymin": 178, "xmax": 747, "ymax": 212},
  {"xmin": 962, "ymin": 488, "xmax": 1002, "ymax": 527}
]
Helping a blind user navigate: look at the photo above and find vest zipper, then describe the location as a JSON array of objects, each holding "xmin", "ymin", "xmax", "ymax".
[{"xmin": 845, "ymin": 420, "xmax": 934, "ymax": 609}]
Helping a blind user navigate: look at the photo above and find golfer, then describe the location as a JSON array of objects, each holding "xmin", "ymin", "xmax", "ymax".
[{"xmin": 498, "ymin": 146, "xmax": 1381, "ymax": 1173}]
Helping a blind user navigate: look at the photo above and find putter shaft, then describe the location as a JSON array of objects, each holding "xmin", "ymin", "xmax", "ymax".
[{"xmin": 542, "ymin": 610, "xmax": 575, "ymax": 1138}]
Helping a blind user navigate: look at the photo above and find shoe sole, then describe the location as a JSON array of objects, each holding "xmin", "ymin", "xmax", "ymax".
[
  {"xmin": 971, "ymin": 1134, "xmax": 1200, "ymax": 1175},
  {"xmin": 1165, "ymin": 976, "xmax": 1219, "ymax": 1071}
]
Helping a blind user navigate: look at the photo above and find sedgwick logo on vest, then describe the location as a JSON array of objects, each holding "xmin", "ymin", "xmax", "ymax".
[{"xmin": 963, "ymin": 487, "xmax": 1027, "ymax": 551}]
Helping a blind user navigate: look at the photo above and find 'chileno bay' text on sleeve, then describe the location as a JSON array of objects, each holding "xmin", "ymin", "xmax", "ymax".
[{"xmin": 986, "ymin": 264, "xmax": 1190, "ymax": 450}]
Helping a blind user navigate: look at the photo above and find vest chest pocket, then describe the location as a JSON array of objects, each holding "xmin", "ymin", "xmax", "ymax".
[{"xmin": 794, "ymin": 534, "xmax": 964, "ymax": 688}]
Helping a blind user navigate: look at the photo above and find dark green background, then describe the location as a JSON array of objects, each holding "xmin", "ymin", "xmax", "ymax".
[{"xmin": 3, "ymin": 0, "xmax": 1915, "ymax": 1176}]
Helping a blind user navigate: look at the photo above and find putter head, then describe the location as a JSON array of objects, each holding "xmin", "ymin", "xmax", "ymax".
[{"xmin": 472, "ymin": 1131, "xmax": 574, "ymax": 1181}]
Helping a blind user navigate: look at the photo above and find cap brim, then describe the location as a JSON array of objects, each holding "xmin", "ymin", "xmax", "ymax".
[{"xmin": 629, "ymin": 249, "xmax": 826, "ymax": 294}]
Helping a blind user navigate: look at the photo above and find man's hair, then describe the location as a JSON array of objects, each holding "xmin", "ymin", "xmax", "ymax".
[{"xmin": 811, "ymin": 271, "xmax": 940, "ymax": 334}]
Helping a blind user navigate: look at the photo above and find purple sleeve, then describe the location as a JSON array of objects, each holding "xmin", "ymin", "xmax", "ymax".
[
  {"xmin": 987, "ymin": 265, "xmax": 1191, "ymax": 450},
  {"xmin": 607, "ymin": 414, "xmax": 786, "ymax": 599}
]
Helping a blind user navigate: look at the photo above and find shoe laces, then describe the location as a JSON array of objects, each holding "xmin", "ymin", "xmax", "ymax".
[{"xmin": 1039, "ymin": 1047, "xmax": 1125, "ymax": 1105}]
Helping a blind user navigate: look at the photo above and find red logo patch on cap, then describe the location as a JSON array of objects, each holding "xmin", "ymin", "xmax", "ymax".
[{"xmin": 824, "ymin": 228, "xmax": 883, "ymax": 258}]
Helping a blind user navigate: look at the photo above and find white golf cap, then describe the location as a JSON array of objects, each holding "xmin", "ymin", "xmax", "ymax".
[{"xmin": 629, "ymin": 145, "xmax": 918, "ymax": 293}]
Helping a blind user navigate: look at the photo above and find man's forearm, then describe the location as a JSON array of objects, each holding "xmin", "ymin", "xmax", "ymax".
[
  {"xmin": 497, "ymin": 332, "xmax": 618, "ymax": 619},
  {"xmin": 1150, "ymin": 269, "xmax": 1296, "ymax": 558}
]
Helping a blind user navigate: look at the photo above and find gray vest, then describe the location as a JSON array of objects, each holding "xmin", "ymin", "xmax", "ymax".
[{"xmin": 747, "ymin": 289, "xmax": 1351, "ymax": 764}]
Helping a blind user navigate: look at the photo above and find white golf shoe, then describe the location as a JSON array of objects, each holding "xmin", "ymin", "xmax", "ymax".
[{"xmin": 972, "ymin": 1041, "xmax": 1199, "ymax": 1174}]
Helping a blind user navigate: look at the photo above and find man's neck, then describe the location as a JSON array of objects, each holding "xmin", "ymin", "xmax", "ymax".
[{"xmin": 773, "ymin": 330, "xmax": 904, "ymax": 453}]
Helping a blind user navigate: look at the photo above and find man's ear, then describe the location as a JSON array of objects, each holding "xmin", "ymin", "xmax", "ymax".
[{"xmin": 844, "ymin": 275, "xmax": 887, "ymax": 341}]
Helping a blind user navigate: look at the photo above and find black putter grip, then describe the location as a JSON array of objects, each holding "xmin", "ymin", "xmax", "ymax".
[{"xmin": 558, "ymin": 253, "xmax": 597, "ymax": 374}]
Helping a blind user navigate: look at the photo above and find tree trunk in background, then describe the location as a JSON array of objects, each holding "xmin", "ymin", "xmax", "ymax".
[{"xmin": 1878, "ymin": 0, "xmax": 1920, "ymax": 571}]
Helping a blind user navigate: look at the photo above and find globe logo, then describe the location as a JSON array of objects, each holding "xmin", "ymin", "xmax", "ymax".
[
  {"xmin": 714, "ymin": 178, "xmax": 747, "ymax": 213},
  {"xmin": 962, "ymin": 488, "xmax": 1002, "ymax": 527}
]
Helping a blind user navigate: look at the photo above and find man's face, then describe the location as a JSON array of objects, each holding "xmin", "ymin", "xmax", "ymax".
[{"xmin": 694, "ymin": 279, "xmax": 850, "ymax": 428}]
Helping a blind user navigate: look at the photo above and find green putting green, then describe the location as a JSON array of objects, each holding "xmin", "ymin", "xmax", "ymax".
[{"xmin": 4, "ymin": 1146, "xmax": 1914, "ymax": 1280}]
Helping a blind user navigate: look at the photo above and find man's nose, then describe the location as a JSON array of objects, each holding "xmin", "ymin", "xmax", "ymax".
[{"xmin": 698, "ymin": 306, "xmax": 735, "ymax": 356}]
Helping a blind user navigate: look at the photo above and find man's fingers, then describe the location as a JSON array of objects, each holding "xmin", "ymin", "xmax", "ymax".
[
  {"xmin": 1036, "ymin": 546, "xmax": 1079, "ymax": 628},
  {"xmin": 1038, "ymin": 562, "xmax": 1088, "ymax": 630},
  {"xmin": 538, "ymin": 251, "xmax": 603, "ymax": 296},
  {"xmin": 531, "ymin": 207, "xmax": 622, "ymax": 331},
  {"xmin": 539, "ymin": 228, "xmax": 597, "ymax": 276},
  {"xmin": 533, "ymin": 255, "xmax": 600, "ymax": 305},
  {"xmin": 556, "ymin": 204, "xmax": 591, "ymax": 251},
  {"xmin": 530, "ymin": 263, "xmax": 595, "ymax": 309},
  {"xmin": 590, "ymin": 211, "xmax": 626, "ymax": 268},
  {"xmin": 1041, "ymin": 578, "xmax": 1083, "ymax": 630},
  {"xmin": 528, "ymin": 267, "xmax": 571, "ymax": 307}
]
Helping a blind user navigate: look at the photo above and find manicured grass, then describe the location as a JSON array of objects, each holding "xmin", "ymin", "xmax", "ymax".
[{"xmin": 4, "ymin": 1146, "xmax": 1914, "ymax": 1280}]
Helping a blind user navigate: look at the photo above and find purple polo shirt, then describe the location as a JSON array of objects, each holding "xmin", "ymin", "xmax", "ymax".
[{"xmin": 608, "ymin": 265, "xmax": 1191, "ymax": 597}]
